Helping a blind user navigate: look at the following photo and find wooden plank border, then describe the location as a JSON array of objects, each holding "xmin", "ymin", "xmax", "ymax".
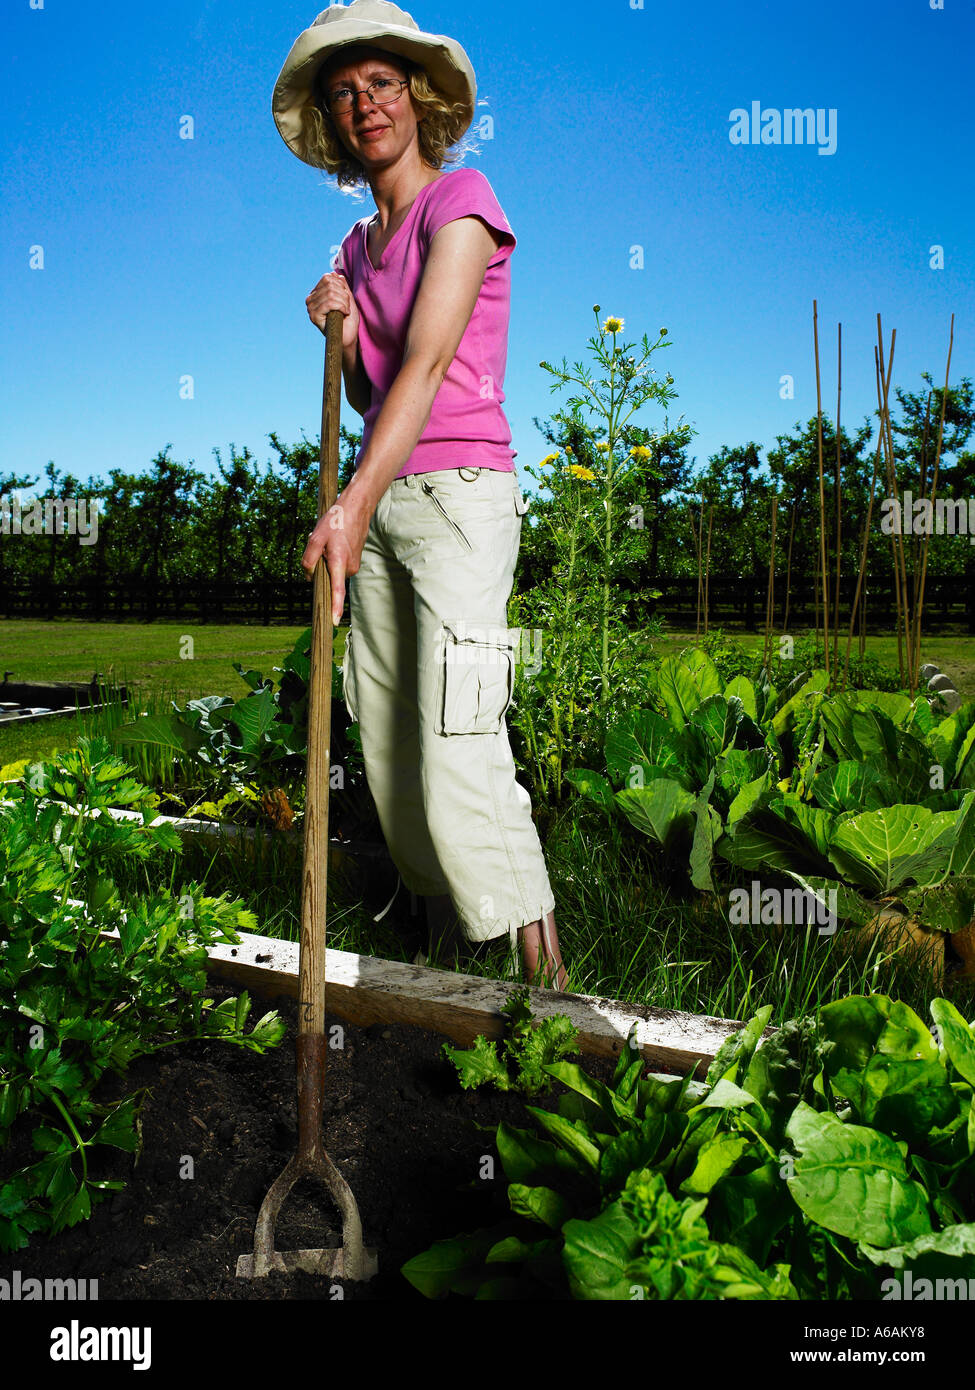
[{"xmin": 205, "ymin": 930, "xmax": 765, "ymax": 1079}]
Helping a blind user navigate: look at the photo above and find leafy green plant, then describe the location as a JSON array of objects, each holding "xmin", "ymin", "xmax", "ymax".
[
  {"xmin": 402, "ymin": 988, "xmax": 975, "ymax": 1300},
  {"xmin": 441, "ymin": 987, "xmax": 580, "ymax": 1095},
  {"xmin": 565, "ymin": 649, "xmax": 786, "ymax": 890},
  {"xmin": 699, "ymin": 630, "xmax": 904, "ymax": 695},
  {"xmin": 721, "ymin": 688, "xmax": 975, "ymax": 934},
  {"xmin": 0, "ymin": 736, "xmax": 285, "ymax": 1251},
  {"xmin": 507, "ymin": 606, "xmax": 662, "ymax": 823},
  {"xmin": 506, "ymin": 307, "xmax": 690, "ymax": 815},
  {"xmin": 582, "ymin": 1166, "xmax": 797, "ymax": 1300},
  {"xmin": 566, "ymin": 646, "xmax": 975, "ymax": 937},
  {"xmin": 108, "ymin": 630, "xmax": 311, "ymax": 802},
  {"xmin": 103, "ymin": 628, "xmax": 366, "ymax": 829},
  {"xmin": 534, "ymin": 308, "xmax": 686, "ymax": 712}
]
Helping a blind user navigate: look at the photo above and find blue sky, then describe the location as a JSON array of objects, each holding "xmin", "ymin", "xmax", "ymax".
[{"xmin": 3, "ymin": 0, "xmax": 972, "ymax": 499}]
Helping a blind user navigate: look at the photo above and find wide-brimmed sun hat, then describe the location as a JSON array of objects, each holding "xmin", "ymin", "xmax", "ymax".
[{"xmin": 272, "ymin": 0, "xmax": 477, "ymax": 167}]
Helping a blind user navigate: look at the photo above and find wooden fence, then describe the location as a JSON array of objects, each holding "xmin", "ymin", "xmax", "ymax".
[{"xmin": 1, "ymin": 574, "xmax": 973, "ymax": 631}]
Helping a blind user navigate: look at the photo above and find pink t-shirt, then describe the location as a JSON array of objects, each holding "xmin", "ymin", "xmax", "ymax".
[{"xmin": 334, "ymin": 167, "xmax": 517, "ymax": 477}]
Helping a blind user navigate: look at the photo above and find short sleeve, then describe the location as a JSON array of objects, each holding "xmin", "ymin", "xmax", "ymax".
[
  {"xmin": 333, "ymin": 218, "xmax": 370, "ymax": 293},
  {"xmin": 331, "ymin": 234, "xmax": 350, "ymax": 282},
  {"xmin": 423, "ymin": 168, "xmax": 516, "ymax": 266}
]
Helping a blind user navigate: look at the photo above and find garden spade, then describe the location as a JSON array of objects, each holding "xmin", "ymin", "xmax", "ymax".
[{"xmin": 237, "ymin": 309, "xmax": 377, "ymax": 1282}]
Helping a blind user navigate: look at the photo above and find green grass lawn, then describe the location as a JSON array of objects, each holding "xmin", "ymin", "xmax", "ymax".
[{"xmin": 0, "ymin": 620, "xmax": 310, "ymax": 769}]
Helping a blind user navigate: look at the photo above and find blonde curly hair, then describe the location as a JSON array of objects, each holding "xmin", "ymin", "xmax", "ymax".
[{"xmin": 296, "ymin": 45, "xmax": 476, "ymax": 188}]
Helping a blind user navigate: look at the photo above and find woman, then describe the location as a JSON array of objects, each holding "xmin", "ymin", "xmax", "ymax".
[{"xmin": 272, "ymin": 1, "xmax": 567, "ymax": 989}]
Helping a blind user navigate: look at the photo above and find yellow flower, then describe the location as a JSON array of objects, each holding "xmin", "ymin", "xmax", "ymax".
[
  {"xmin": 630, "ymin": 444, "xmax": 653, "ymax": 459},
  {"xmin": 595, "ymin": 441, "xmax": 610, "ymax": 452},
  {"xmin": 564, "ymin": 445, "xmax": 574, "ymax": 455},
  {"xmin": 538, "ymin": 453, "xmax": 558, "ymax": 469},
  {"xmin": 601, "ymin": 316, "xmax": 624, "ymax": 334},
  {"xmin": 567, "ymin": 463, "xmax": 597, "ymax": 481}
]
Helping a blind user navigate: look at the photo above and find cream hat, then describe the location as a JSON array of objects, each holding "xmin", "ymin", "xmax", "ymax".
[{"xmin": 272, "ymin": 1, "xmax": 477, "ymax": 167}]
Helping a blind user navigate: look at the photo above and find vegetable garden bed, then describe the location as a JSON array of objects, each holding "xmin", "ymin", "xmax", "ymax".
[
  {"xmin": 9, "ymin": 964, "xmax": 975, "ymax": 1304},
  {"xmin": 7, "ymin": 681, "xmax": 975, "ymax": 1303},
  {"xmin": 0, "ymin": 921, "xmax": 747, "ymax": 1298},
  {"xmin": 0, "ymin": 980, "xmax": 623, "ymax": 1301}
]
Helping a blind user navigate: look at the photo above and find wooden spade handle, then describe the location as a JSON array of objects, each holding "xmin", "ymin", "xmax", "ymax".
[{"xmin": 298, "ymin": 307, "xmax": 343, "ymax": 1054}]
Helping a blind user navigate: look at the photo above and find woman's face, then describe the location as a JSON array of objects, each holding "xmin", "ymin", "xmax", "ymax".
[{"xmin": 319, "ymin": 48, "xmax": 422, "ymax": 170}]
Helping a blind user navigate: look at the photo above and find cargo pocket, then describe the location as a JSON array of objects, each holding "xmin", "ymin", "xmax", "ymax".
[
  {"xmin": 437, "ymin": 621, "xmax": 516, "ymax": 735},
  {"xmin": 341, "ymin": 627, "xmax": 359, "ymax": 723}
]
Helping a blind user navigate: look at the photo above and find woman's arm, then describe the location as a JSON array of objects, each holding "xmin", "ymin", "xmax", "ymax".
[
  {"xmin": 307, "ymin": 269, "xmax": 370, "ymax": 416},
  {"xmin": 342, "ymin": 338, "xmax": 372, "ymax": 418}
]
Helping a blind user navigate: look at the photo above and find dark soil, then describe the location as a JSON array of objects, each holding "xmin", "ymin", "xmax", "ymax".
[{"xmin": 0, "ymin": 981, "xmax": 625, "ymax": 1302}]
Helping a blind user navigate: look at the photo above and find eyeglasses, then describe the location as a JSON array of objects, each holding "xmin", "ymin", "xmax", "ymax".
[{"xmin": 324, "ymin": 77, "xmax": 408, "ymax": 115}]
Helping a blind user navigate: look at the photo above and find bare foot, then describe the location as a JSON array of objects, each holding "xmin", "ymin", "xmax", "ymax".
[{"xmin": 519, "ymin": 911, "xmax": 569, "ymax": 990}]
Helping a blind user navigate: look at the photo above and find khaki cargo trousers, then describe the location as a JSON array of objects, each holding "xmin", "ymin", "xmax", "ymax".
[{"xmin": 342, "ymin": 465, "xmax": 555, "ymax": 951}]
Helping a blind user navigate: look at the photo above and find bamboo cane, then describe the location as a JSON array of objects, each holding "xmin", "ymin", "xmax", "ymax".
[
  {"xmin": 913, "ymin": 315, "xmax": 955, "ymax": 681},
  {"xmin": 910, "ymin": 391, "xmax": 934, "ymax": 678},
  {"xmin": 843, "ymin": 342, "xmax": 891, "ymax": 690},
  {"xmin": 694, "ymin": 494, "xmax": 704, "ymax": 639},
  {"xmin": 832, "ymin": 323, "xmax": 843, "ymax": 674},
  {"xmin": 764, "ymin": 495, "xmax": 778, "ymax": 668},
  {"xmin": 876, "ymin": 317, "xmax": 911, "ymax": 690},
  {"xmin": 703, "ymin": 504, "xmax": 714, "ymax": 636},
  {"xmin": 782, "ymin": 499, "xmax": 797, "ymax": 636},
  {"xmin": 812, "ymin": 300, "xmax": 831, "ymax": 685}
]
